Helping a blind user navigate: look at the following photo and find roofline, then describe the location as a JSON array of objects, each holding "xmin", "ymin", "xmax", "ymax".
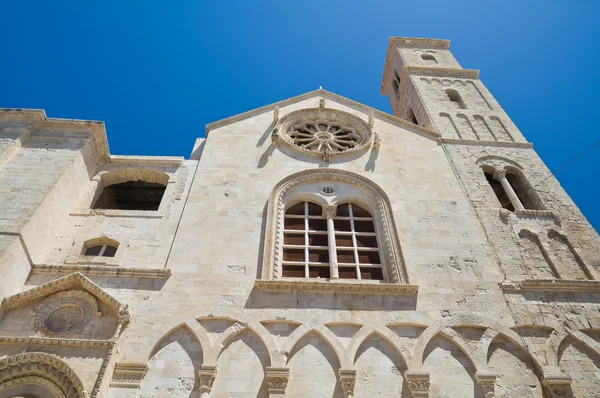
[{"xmin": 204, "ymin": 88, "xmax": 440, "ymax": 140}]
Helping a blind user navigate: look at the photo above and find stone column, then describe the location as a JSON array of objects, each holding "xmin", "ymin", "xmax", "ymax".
[
  {"xmin": 339, "ymin": 369, "xmax": 356, "ymax": 397},
  {"xmin": 198, "ymin": 365, "xmax": 217, "ymax": 397},
  {"xmin": 405, "ymin": 370, "xmax": 430, "ymax": 398},
  {"xmin": 493, "ymin": 170, "xmax": 524, "ymax": 210},
  {"xmin": 323, "ymin": 206, "xmax": 339, "ymax": 279},
  {"xmin": 475, "ymin": 371, "xmax": 497, "ymax": 398},
  {"xmin": 542, "ymin": 372, "xmax": 573, "ymax": 398},
  {"xmin": 265, "ymin": 367, "xmax": 289, "ymax": 397}
]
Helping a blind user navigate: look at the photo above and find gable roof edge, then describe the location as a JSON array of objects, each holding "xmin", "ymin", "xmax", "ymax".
[{"xmin": 205, "ymin": 89, "xmax": 439, "ymax": 139}]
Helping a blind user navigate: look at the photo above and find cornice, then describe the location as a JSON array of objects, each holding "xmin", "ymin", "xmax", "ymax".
[
  {"xmin": 108, "ymin": 155, "xmax": 184, "ymax": 166},
  {"xmin": 390, "ymin": 37, "xmax": 450, "ymax": 50},
  {"xmin": 0, "ymin": 335, "xmax": 115, "ymax": 348},
  {"xmin": 205, "ymin": 89, "xmax": 439, "ymax": 140},
  {"xmin": 254, "ymin": 280, "xmax": 419, "ymax": 295},
  {"xmin": 404, "ymin": 66, "xmax": 479, "ymax": 80},
  {"xmin": 501, "ymin": 279, "xmax": 600, "ymax": 293},
  {"xmin": 438, "ymin": 138, "xmax": 533, "ymax": 148},
  {"xmin": 31, "ymin": 264, "xmax": 171, "ymax": 279}
]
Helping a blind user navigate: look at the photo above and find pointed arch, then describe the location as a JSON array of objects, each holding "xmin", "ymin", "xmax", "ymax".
[
  {"xmin": 346, "ymin": 325, "xmax": 412, "ymax": 369},
  {"xmin": 283, "ymin": 324, "xmax": 346, "ymax": 368}
]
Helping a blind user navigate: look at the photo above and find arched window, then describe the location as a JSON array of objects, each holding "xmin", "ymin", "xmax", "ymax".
[
  {"xmin": 392, "ymin": 71, "xmax": 401, "ymax": 95},
  {"xmin": 408, "ymin": 108, "xmax": 419, "ymax": 125},
  {"xmin": 446, "ymin": 89, "xmax": 467, "ymax": 109},
  {"xmin": 481, "ymin": 166, "xmax": 544, "ymax": 211},
  {"xmin": 82, "ymin": 237, "xmax": 120, "ymax": 258},
  {"xmin": 262, "ymin": 169, "xmax": 409, "ymax": 285},
  {"xmin": 421, "ymin": 53, "xmax": 438, "ymax": 64},
  {"xmin": 89, "ymin": 169, "xmax": 170, "ymax": 211}
]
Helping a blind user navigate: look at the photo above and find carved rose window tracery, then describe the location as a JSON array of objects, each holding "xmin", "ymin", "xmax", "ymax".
[
  {"xmin": 288, "ymin": 121, "xmax": 362, "ymax": 154},
  {"xmin": 275, "ymin": 108, "xmax": 373, "ymax": 162}
]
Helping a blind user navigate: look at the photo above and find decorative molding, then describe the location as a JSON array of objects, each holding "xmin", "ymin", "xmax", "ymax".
[
  {"xmin": 513, "ymin": 209, "xmax": 561, "ymax": 225},
  {"xmin": 265, "ymin": 367, "xmax": 289, "ymax": 395},
  {"xmin": 1, "ymin": 272, "xmax": 130, "ymax": 325},
  {"xmin": 391, "ymin": 37, "xmax": 450, "ymax": 50},
  {"xmin": 405, "ymin": 65, "xmax": 479, "ymax": 79},
  {"xmin": 0, "ymin": 335, "xmax": 114, "ymax": 348},
  {"xmin": 69, "ymin": 208, "xmax": 164, "ymax": 219},
  {"xmin": 276, "ymin": 107, "xmax": 373, "ymax": 162},
  {"xmin": 405, "ymin": 370, "xmax": 430, "ymax": 398},
  {"xmin": 254, "ymin": 280, "xmax": 418, "ymax": 295},
  {"xmin": 262, "ymin": 169, "xmax": 410, "ymax": 285},
  {"xmin": 198, "ymin": 365, "xmax": 217, "ymax": 393},
  {"xmin": 110, "ymin": 362, "xmax": 148, "ymax": 388},
  {"xmin": 542, "ymin": 373, "xmax": 573, "ymax": 398},
  {"xmin": 438, "ymin": 137, "xmax": 533, "ymax": 148},
  {"xmin": 501, "ymin": 279, "xmax": 600, "ymax": 293},
  {"xmin": 31, "ymin": 263, "xmax": 171, "ymax": 279},
  {"xmin": 0, "ymin": 352, "xmax": 88, "ymax": 398},
  {"xmin": 339, "ymin": 369, "xmax": 356, "ymax": 397}
]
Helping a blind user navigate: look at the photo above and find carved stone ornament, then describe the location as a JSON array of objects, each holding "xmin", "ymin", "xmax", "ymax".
[
  {"xmin": 198, "ymin": 365, "xmax": 217, "ymax": 393},
  {"xmin": 276, "ymin": 108, "xmax": 373, "ymax": 162},
  {"xmin": 475, "ymin": 371, "xmax": 497, "ymax": 398},
  {"xmin": 266, "ymin": 367, "xmax": 289, "ymax": 394},
  {"xmin": 339, "ymin": 369, "xmax": 356, "ymax": 397},
  {"xmin": 0, "ymin": 352, "xmax": 88, "ymax": 398},
  {"xmin": 405, "ymin": 370, "xmax": 430, "ymax": 398},
  {"xmin": 110, "ymin": 362, "xmax": 148, "ymax": 388},
  {"xmin": 34, "ymin": 290, "xmax": 99, "ymax": 337}
]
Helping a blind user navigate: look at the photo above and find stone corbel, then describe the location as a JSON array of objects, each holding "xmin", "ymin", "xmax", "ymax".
[
  {"xmin": 273, "ymin": 106, "xmax": 279, "ymax": 123},
  {"xmin": 542, "ymin": 371, "xmax": 573, "ymax": 398},
  {"xmin": 265, "ymin": 367, "xmax": 289, "ymax": 397},
  {"xmin": 475, "ymin": 370, "xmax": 496, "ymax": 398},
  {"xmin": 110, "ymin": 362, "xmax": 148, "ymax": 388},
  {"xmin": 271, "ymin": 128, "xmax": 280, "ymax": 146},
  {"xmin": 198, "ymin": 365, "xmax": 217, "ymax": 397},
  {"xmin": 339, "ymin": 369, "xmax": 356, "ymax": 397},
  {"xmin": 405, "ymin": 370, "xmax": 430, "ymax": 398}
]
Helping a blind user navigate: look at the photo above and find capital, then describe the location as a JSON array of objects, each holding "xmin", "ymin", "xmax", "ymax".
[
  {"xmin": 405, "ymin": 370, "xmax": 430, "ymax": 398},
  {"xmin": 339, "ymin": 369, "xmax": 356, "ymax": 397},
  {"xmin": 475, "ymin": 371, "xmax": 497, "ymax": 398},
  {"xmin": 492, "ymin": 169, "xmax": 506, "ymax": 181},
  {"xmin": 322, "ymin": 205, "xmax": 337, "ymax": 219},
  {"xmin": 266, "ymin": 367, "xmax": 289, "ymax": 396},
  {"xmin": 198, "ymin": 365, "xmax": 217, "ymax": 393}
]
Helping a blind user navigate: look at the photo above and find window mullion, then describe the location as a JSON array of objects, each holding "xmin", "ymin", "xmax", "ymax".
[
  {"xmin": 349, "ymin": 204, "xmax": 361, "ymax": 280},
  {"xmin": 304, "ymin": 202, "xmax": 309, "ymax": 278},
  {"xmin": 98, "ymin": 244, "xmax": 107, "ymax": 257}
]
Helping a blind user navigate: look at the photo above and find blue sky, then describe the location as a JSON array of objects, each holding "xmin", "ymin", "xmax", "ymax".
[{"xmin": 1, "ymin": 1, "xmax": 599, "ymax": 231}]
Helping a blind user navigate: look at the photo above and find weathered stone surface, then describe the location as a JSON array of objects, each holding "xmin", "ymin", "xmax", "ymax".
[{"xmin": 0, "ymin": 36, "xmax": 598, "ymax": 397}]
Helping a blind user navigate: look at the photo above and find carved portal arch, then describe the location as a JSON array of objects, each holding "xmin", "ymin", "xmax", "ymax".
[
  {"xmin": 0, "ymin": 353, "xmax": 87, "ymax": 398},
  {"xmin": 261, "ymin": 168, "xmax": 409, "ymax": 283}
]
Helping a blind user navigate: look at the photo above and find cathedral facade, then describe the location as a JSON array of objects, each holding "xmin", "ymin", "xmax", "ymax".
[{"xmin": 0, "ymin": 37, "xmax": 599, "ymax": 397}]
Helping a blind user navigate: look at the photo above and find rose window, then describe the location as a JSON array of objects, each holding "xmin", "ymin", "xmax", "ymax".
[
  {"xmin": 289, "ymin": 121, "xmax": 362, "ymax": 154},
  {"xmin": 276, "ymin": 108, "xmax": 373, "ymax": 161}
]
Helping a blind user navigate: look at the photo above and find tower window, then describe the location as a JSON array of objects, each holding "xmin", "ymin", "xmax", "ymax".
[
  {"xmin": 446, "ymin": 89, "xmax": 467, "ymax": 109},
  {"xmin": 92, "ymin": 181, "xmax": 166, "ymax": 211},
  {"xmin": 421, "ymin": 53, "xmax": 438, "ymax": 64},
  {"xmin": 482, "ymin": 166, "xmax": 544, "ymax": 211},
  {"xmin": 282, "ymin": 201, "xmax": 383, "ymax": 280},
  {"xmin": 408, "ymin": 108, "xmax": 419, "ymax": 125},
  {"xmin": 392, "ymin": 71, "xmax": 401, "ymax": 95},
  {"xmin": 84, "ymin": 243, "xmax": 118, "ymax": 257}
]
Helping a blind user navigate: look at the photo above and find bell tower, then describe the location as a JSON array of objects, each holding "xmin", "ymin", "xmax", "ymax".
[{"xmin": 380, "ymin": 37, "xmax": 526, "ymax": 144}]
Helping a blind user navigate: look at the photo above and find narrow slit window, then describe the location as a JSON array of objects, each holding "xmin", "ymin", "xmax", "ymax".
[
  {"xmin": 421, "ymin": 53, "xmax": 438, "ymax": 64},
  {"xmin": 408, "ymin": 108, "xmax": 419, "ymax": 125},
  {"xmin": 392, "ymin": 71, "xmax": 401, "ymax": 95}
]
